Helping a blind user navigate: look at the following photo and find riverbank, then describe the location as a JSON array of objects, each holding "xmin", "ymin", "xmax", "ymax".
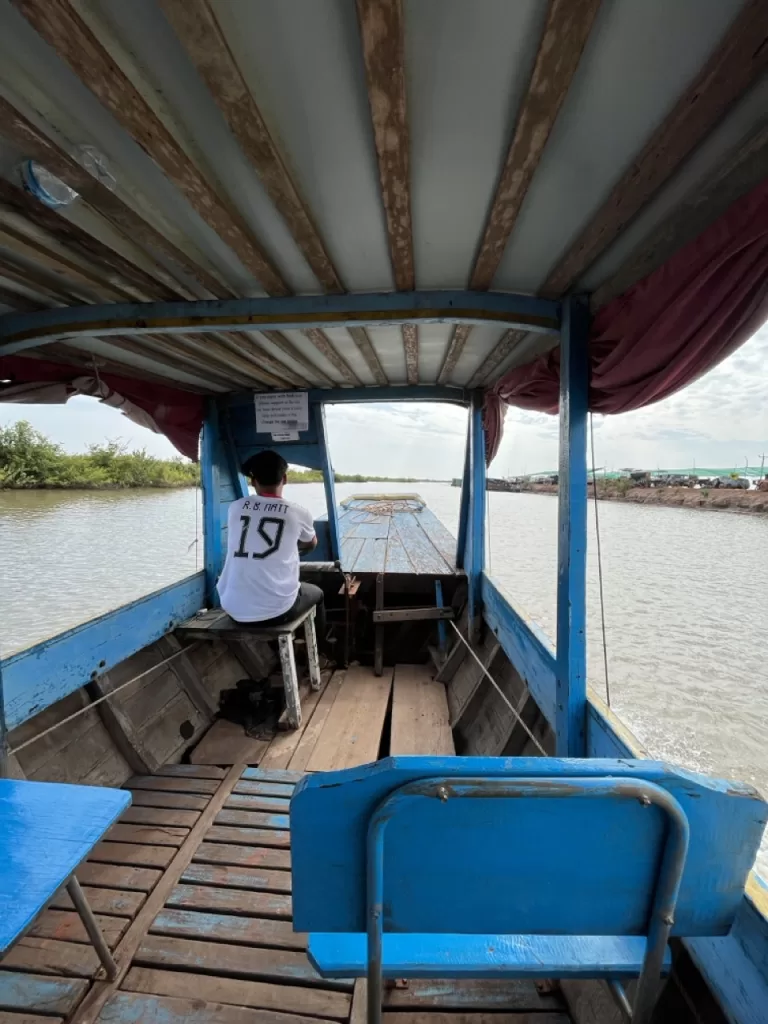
[{"xmin": 522, "ymin": 482, "xmax": 768, "ymax": 515}]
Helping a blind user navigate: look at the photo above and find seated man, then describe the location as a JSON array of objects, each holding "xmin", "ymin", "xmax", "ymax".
[{"xmin": 217, "ymin": 450, "xmax": 327, "ymax": 648}]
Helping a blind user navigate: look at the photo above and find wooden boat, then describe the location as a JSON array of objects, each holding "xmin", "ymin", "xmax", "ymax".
[{"xmin": 0, "ymin": 2, "xmax": 767, "ymax": 1022}]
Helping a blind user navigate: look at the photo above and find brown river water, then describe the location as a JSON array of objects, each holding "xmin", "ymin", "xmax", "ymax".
[{"xmin": 1, "ymin": 481, "xmax": 767, "ymax": 876}]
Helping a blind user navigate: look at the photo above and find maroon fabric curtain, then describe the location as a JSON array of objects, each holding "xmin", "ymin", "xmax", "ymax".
[
  {"xmin": 0, "ymin": 355, "xmax": 204, "ymax": 460},
  {"xmin": 484, "ymin": 177, "xmax": 768, "ymax": 463}
]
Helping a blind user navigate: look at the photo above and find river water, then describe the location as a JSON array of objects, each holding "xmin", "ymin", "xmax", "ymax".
[{"xmin": 1, "ymin": 482, "xmax": 767, "ymax": 875}]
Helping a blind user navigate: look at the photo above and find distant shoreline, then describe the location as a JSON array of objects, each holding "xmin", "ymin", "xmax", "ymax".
[{"xmin": 512, "ymin": 483, "xmax": 768, "ymax": 516}]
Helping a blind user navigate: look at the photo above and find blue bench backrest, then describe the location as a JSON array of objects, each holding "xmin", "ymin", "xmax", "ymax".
[{"xmin": 291, "ymin": 756, "xmax": 767, "ymax": 938}]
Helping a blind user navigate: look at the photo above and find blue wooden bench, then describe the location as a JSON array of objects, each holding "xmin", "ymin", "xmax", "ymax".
[
  {"xmin": 291, "ymin": 756, "xmax": 767, "ymax": 1024},
  {"xmin": 0, "ymin": 779, "xmax": 131, "ymax": 978}
]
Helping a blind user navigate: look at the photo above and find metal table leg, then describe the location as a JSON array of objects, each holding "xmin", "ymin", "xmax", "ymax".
[{"xmin": 66, "ymin": 876, "xmax": 118, "ymax": 979}]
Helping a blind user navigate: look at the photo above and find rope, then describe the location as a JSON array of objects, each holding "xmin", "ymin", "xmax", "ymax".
[
  {"xmin": 348, "ymin": 499, "xmax": 425, "ymax": 521},
  {"xmin": 590, "ymin": 414, "xmax": 611, "ymax": 707},
  {"xmin": 10, "ymin": 642, "xmax": 202, "ymax": 757},
  {"xmin": 449, "ymin": 621, "xmax": 548, "ymax": 757}
]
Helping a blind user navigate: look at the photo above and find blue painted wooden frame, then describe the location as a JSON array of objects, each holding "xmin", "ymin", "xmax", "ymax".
[
  {"xmin": 315, "ymin": 403, "xmax": 340, "ymax": 561},
  {"xmin": 481, "ymin": 573, "xmax": 557, "ymax": 727},
  {"xmin": 455, "ymin": 428, "xmax": 471, "ymax": 570},
  {"xmin": 201, "ymin": 400, "xmax": 223, "ymax": 605},
  {"xmin": 0, "ymin": 571, "xmax": 205, "ymax": 729},
  {"xmin": 555, "ymin": 296, "xmax": 589, "ymax": 757},
  {"xmin": 225, "ymin": 386, "xmax": 471, "ymax": 411},
  {"xmin": 0, "ymin": 291, "xmax": 561, "ymax": 355},
  {"xmin": 466, "ymin": 393, "xmax": 486, "ymax": 629}
]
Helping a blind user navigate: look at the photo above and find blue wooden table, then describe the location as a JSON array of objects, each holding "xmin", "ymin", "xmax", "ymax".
[
  {"xmin": 331, "ymin": 496, "xmax": 459, "ymax": 575},
  {"xmin": 0, "ymin": 779, "xmax": 131, "ymax": 976}
]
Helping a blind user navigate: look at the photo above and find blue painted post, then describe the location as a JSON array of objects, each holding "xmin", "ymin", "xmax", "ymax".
[
  {"xmin": 467, "ymin": 392, "xmax": 486, "ymax": 633},
  {"xmin": 315, "ymin": 404, "xmax": 341, "ymax": 562},
  {"xmin": 223, "ymin": 413, "xmax": 249, "ymax": 500},
  {"xmin": 455, "ymin": 430, "xmax": 471, "ymax": 569},
  {"xmin": 201, "ymin": 399, "xmax": 223, "ymax": 607},
  {"xmin": 555, "ymin": 295, "xmax": 589, "ymax": 757}
]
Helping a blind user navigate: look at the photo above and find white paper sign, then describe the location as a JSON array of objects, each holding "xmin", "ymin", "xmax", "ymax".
[{"xmin": 255, "ymin": 391, "xmax": 309, "ymax": 437}]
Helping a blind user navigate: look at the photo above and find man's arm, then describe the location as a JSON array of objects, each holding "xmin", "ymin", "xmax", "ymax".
[
  {"xmin": 298, "ymin": 534, "xmax": 318, "ymax": 553},
  {"xmin": 297, "ymin": 508, "xmax": 318, "ymax": 554}
]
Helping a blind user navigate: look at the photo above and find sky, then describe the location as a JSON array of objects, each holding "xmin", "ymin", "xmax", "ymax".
[{"xmin": 1, "ymin": 320, "xmax": 766, "ymax": 478}]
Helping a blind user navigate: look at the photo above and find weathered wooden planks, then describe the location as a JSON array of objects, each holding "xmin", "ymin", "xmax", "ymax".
[
  {"xmin": 28, "ymin": 910, "xmax": 127, "ymax": 948},
  {"xmin": 104, "ymin": 824, "xmax": 189, "ymax": 848},
  {"xmin": 204, "ymin": 826, "xmax": 290, "ymax": 849},
  {"xmin": 193, "ymin": 843, "xmax": 291, "ymax": 871},
  {"xmin": 215, "ymin": 809, "xmax": 289, "ymax": 830},
  {"xmin": 240, "ymin": 768, "xmax": 303, "ymax": 785},
  {"xmin": 190, "ymin": 719, "xmax": 270, "ymax": 766},
  {"xmin": 0, "ymin": 1014, "xmax": 65, "ymax": 1024},
  {"xmin": 0, "ymin": 936, "xmax": 99, "ymax": 978},
  {"xmin": 150, "ymin": 909, "xmax": 305, "ymax": 950},
  {"xmin": 129, "ymin": 790, "xmax": 209, "ymax": 812},
  {"xmin": 50, "ymin": 886, "xmax": 144, "ymax": 918},
  {"xmin": 225, "ymin": 793, "xmax": 290, "ymax": 813},
  {"xmin": 306, "ymin": 667, "xmax": 392, "ymax": 771},
  {"xmin": 134, "ymin": 935, "xmax": 350, "ymax": 989},
  {"xmin": 155, "ymin": 765, "xmax": 226, "ymax": 780},
  {"xmin": 288, "ymin": 672, "xmax": 346, "ymax": 772},
  {"xmin": 0, "ymin": 972, "xmax": 86, "ymax": 1015},
  {"xmin": 99, "ymin": 990, "xmax": 334, "ymax": 1024},
  {"xmin": 121, "ymin": 966, "xmax": 350, "ymax": 1020},
  {"xmin": 256, "ymin": 679, "xmax": 331, "ymax": 771},
  {"xmin": 232, "ymin": 781, "xmax": 294, "ymax": 799},
  {"xmin": 383, "ymin": 979, "xmax": 565, "ymax": 1012},
  {"xmin": 76, "ymin": 863, "xmax": 161, "ymax": 893},
  {"xmin": 167, "ymin": 884, "xmax": 291, "ymax": 919},
  {"xmin": 391, "ymin": 513, "xmax": 450, "ymax": 574},
  {"xmin": 390, "ymin": 665, "xmax": 455, "ymax": 755},
  {"xmin": 180, "ymin": 863, "xmax": 291, "ymax": 894},
  {"xmin": 126, "ymin": 776, "xmax": 219, "ymax": 795},
  {"xmin": 120, "ymin": 806, "xmax": 200, "ymax": 829}
]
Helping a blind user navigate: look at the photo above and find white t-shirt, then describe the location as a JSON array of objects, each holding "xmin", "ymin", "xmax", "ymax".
[{"xmin": 217, "ymin": 494, "xmax": 316, "ymax": 622}]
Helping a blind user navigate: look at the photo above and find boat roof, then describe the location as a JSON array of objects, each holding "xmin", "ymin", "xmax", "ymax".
[{"xmin": 0, "ymin": 0, "xmax": 765, "ymax": 395}]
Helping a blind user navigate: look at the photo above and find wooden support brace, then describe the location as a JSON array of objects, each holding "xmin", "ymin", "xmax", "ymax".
[
  {"xmin": 278, "ymin": 635, "xmax": 302, "ymax": 730},
  {"xmin": 374, "ymin": 573, "xmax": 384, "ymax": 678},
  {"xmin": 372, "ymin": 607, "xmax": 455, "ymax": 623},
  {"xmin": 304, "ymin": 607, "xmax": 322, "ymax": 692},
  {"xmin": 86, "ymin": 674, "xmax": 160, "ymax": 775}
]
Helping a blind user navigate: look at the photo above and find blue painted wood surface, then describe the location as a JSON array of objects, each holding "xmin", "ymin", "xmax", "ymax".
[
  {"xmin": 202, "ymin": 400, "xmax": 223, "ymax": 605},
  {"xmin": 0, "ymin": 971, "xmax": 87, "ymax": 1013},
  {"xmin": 467, "ymin": 393, "xmax": 486, "ymax": 627},
  {"xmin": 315, "ymin": 404, "xmax": 341, "ymax": 561},
  {"xmin": 333, "ymin": 498, "xmax": 457, "ymax": 575},
  {"xmin": 482, "ymin": 573, "xmax": 556, "ymax": 727},
  {"xmin": 0, "ymin": 290, "xmax": 561, "ymax": 356},
  {"xmin": 0, "ymin": 779, "xmax": 130, "ymax": 951},
  {"xmin": 291, "ymin": 757, "xmax": 766, "ymax": 937},
  {"xmin": 456, "ymin": 429, "xmax": 471, "ymax": 569},
  {"xmin": 309, "ymin": 932, "xmax": 671, "ymax": 980},
  {"xmin": 556, "ymin": 296, "xmax": 589, "ymax": 757},
  {"xmin": 1, "ymin": 572, "xmax": 205, "ymax": 729}
]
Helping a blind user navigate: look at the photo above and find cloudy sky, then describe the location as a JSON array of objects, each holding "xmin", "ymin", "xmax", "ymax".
[{"xmin": 2, "ymin": 320, "xmax": 766, "ymax": 478}]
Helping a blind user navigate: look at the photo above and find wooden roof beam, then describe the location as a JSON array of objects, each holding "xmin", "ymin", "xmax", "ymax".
[
  {"xmin": 160, "ymin": 0, "xmax": 387, "ymax": 387},
  {"xmin": 439, "ymin": 0, "xmax": 601, "ymax": 384},
  {"xmin": 542, "ymin": 0, "xmax": 768, "ymax": 297},
  {"xmin": 12, "ymin": 0, "xmax": 290, "ymax": 297},
  {"xmin": 0, "ymin": 95, "xmax": 225, "ymax": 300},
  {"xmin": 470, "ymin": 0, "xmax": 768, "ymax": 390},
  {"xmin": 357, "ymin": 0, "xmax": 418, "ymax": 384}
]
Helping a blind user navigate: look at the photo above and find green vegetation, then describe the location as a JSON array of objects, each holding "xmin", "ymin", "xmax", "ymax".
[
  {"xmin": 287, "ymin": 468, "xmax": 428, "ymax": 484},
  {"xmin": 0, "ymin": 421, "xmax": 199, "ymax": 489}
]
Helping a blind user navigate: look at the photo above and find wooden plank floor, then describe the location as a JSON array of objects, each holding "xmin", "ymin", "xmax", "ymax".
[
  {"xmin": 0, "ymin": 668, "xmax": 570, "ymax": 1024},
  {"xmin": 335, "ymin": 498, "xmax": 460, "ymax": 575}
]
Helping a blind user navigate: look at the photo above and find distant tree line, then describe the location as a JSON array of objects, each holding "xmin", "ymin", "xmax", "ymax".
[
  {"xmin": 0, "ymin": 421, "xmax": 441, "ymax": 490},
  {"xmin": 0, "ymin": 421, "xmax": 199, "ymax": 489}
]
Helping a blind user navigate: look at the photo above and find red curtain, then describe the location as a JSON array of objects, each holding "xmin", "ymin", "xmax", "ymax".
[
  {"xmin": 484, "ymin": 177, "xmax": 768, "ymax": 463},
  {"xmin": 0, "ymin": 355, "xmax": 204, "ymax": 460}
]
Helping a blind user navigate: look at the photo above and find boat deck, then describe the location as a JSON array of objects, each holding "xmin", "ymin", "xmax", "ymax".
[
  {"xmin": 0, "ymin": 667, "xmax": 569, "ymax": 1024},
  {"xmin": 334, "ymin": 497, "xmax": 460, "ymax": 575}
]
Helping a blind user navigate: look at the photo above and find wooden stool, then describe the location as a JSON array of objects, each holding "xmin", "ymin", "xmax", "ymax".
[{"xmin": 176, "ymin": 605, "xmax": 322, "ymax": 729}]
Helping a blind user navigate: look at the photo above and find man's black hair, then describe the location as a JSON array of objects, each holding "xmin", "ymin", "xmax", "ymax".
[{"xmin": 241, "ymin": 450, "xmax": 288, "ymax": 487}]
